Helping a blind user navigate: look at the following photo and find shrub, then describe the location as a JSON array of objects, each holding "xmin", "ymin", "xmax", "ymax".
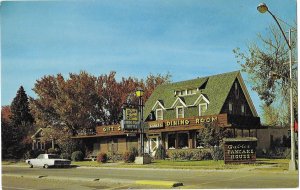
[
  {"xmin": 60, "ymin": 153, "xmax": 71, "ymax": 160},
  {"xmin": 129, "ymin": 146, "xmax": 138, "ymax": 157},
  {"xmin": 97, "ymin": 152, "xmax": 108, "ymax": 163},
  {"xmin": 71, "ymin": 151, "xmax": 84, "ymax": 161},
  {"xmin": 211, "ymin": 146, "xmax": 224, "ymax": 161},
  {"xmin": 155, "ymin": 145, "xmax": 166, "ymax": 160},
  {"xmin": 123, "ymin": 152, "xmax": 135, "ymax": 163},
  {"xmin": 47, "ymin": 148, "xmax": 57, "ymax": 154},
  {"xmin": 168, "ymin": 149, "xmax": 213, "ymax": 161},
  {"xmin": 107, "ymin": 152, "xmax": 123, "ymax": 162},
  {"xmin": 24, "ymin": 149, "xmax": 45, "ymax": 159}
]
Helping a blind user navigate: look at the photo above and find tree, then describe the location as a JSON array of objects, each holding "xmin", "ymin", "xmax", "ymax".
[
  {"xmin": 5, "ymin": 86, "xmax": 34, "ymax": 158},
  {"xmin": 30, "ymin": 71, "xmax": 171, "ymax": 135},
  {"xmin": 30, "ymin": 71, "xmax": 105, "ymax": 133},
  {"xmin": 2, "ymin": 106, "xmax": 12, "ymax": 158},
  {"xmin": 233, "ymin": 25, "xmax": 297, "ymax": 125},
  {"xmin": 197, "ymin": 124, "xmax": 233, "ymax": 147}
]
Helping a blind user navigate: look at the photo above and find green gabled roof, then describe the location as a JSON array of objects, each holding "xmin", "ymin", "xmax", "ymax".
[{"xmin": 144, "ymin": 71, "xmax": 240, "ymax": 120}]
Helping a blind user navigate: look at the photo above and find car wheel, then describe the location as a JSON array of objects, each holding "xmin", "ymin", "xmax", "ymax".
[
  {"xmin": 28, "ymin": 162, "xmax": 33, "ymax": 168},
  {"xmin": 44, "ymin": 164, "xmax": 49, "ymax": 169}
]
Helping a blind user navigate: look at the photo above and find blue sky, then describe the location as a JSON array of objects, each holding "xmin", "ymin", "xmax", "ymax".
[{"xmin": 1, "ymin": 0, "xmax": 297, "ymax": 116}]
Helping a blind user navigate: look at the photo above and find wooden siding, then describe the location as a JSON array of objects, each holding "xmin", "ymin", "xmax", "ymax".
[{"xmin": 221, "ymin": 78, "xmax": 253, "ymax": 116}]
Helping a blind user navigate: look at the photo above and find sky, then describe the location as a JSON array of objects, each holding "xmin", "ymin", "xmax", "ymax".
[{"xmin": 1, "ymin": 0, "xmax": 297, "ymax": 116}]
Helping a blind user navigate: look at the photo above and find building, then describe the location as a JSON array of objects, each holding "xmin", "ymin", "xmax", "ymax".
[{"xmin": 73, "ymin": 71, "xmax": 261, "ymax": 157}]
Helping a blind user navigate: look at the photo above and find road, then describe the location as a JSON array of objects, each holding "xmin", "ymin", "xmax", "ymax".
[{"xmin": 2, "ymin": 165, "xmax": 299, "ymax": 189}]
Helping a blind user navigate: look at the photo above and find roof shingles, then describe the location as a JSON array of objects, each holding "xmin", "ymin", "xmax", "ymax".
[{"xmin": 144, "ymin": 71, "xmax": 240, "ymax": 120}]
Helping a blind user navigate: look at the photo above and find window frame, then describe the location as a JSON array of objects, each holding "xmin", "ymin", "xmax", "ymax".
[
  {"xmin": 229, "ymin": 102, "xmax": 233, "ymax": 113},
  {"xmin": 199, "ymin": 103, "xmax": 208, "ymax": 116},
  {"xmin": 156, "ymin": 108, "xmax": 163, "ymax": 120},
  {"xmin": 241, "ymin": 104, "xmax": 245, "ymax": 115},
  {"xmin": 176, "ymin": 106, "xmax": 185, "ymax": 118}
]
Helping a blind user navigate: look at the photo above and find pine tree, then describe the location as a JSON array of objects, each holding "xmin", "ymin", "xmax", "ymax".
[
  {"xmin": 10, "ymin": 86, "xmax": 34, "ymax": 127},
  {"xmin": 9, "ymin": 86, "xmax": 34, "ymax": 157}
]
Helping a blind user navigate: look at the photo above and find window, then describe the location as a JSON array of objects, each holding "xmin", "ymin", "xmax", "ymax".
[
  {"xmin": 235, "ymin": 82, "xmax": 239, "ymax": 98},
  {"xmin": 176, "ymin": 106, "xmax": 184, "ymax": 118},
  {"xmin": 199, "ymin": 103, "xmax": 207, "ymax": 116},
  {"xmin": 181, "ymin": 90, "xmax": 186, "ymax": 96},
  {"xmin": 241, "ymin": 104, "xmax": 245, "ymax": 115},
  {"xmin": 187, "ymin": 89, "xmax": 192, "ymax": 95},
  {"xmin": 156, "ymin": 109, "xmax": 163, "ymax": 120},
  {"xmin": 168, "ymin": 134, "xmax": 176, "ymax": 149},
  {"xmin": 229, "ymin": 102, "xmax": 233, "ymax": 113},
  {"xmin": 178, "ymin": 133, "xmax": 189, "ymax": 149}
]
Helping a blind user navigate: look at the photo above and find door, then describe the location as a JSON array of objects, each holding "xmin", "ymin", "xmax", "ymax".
[{"xmin": 149, "ymin": 136, "xmax": 159, "ymax": 157}]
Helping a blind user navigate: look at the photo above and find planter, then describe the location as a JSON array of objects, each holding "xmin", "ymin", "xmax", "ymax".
[{"xmin": 135, "ymin": 155, "xmax": 151, "ymax": 165}]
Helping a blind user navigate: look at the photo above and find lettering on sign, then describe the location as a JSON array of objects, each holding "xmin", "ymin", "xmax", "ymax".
[
  {"xmin": 195, "ymin": 116, "xmax": 218, "ymax": 124},
  {"xmin": 148, "ymin": 121, "xmax": 164, "ymax": 129},
  {"xmin": 125, "ymin": 108, "xmax": 138, "ymax": 121},
  {"xmin": 166, "ymin": 120, "xmax": 190, "ymax": 127},
  {"xmin": 223, "ymin": 138, "xmax": 257, "ymax": 164},
  {"xmin": 147, "ymin": 116, "xmax": 219, "ymax": 129},
  {"xmin": 103, "ymin": 126, "xmax": 121, "ymax": 132}
]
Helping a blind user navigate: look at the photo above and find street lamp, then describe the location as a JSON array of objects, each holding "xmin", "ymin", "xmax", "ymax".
[
  {"xmin": 257, "ymin": 3, "xmax": 297, "ymax": 170},
  {"xmin": 135, "ymin": 87, "xmax": 144, "ymax": 156}
]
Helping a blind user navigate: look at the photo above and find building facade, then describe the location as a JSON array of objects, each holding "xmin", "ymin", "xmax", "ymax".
[{"xmin": 73, "ymin": 71, "xmax": 261, "ymax": 157}]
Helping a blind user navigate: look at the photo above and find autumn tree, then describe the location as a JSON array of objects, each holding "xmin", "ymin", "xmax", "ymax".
[
  {"xmin": 1, "ymin": 106, "xmax": 12, "ymax": 158},
  {"xmin": 30, "ymin": 71, "xmax": 105, "ymax": 133},
  {"xmin": 31, "ymin": 71, "xmax": 171, "ymax": 130},
  {"xmin": 233, "ymin": 25, "xmax": 297, "ymax": 125}
]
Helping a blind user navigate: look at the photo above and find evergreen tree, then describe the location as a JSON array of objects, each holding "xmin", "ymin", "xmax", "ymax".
[
  {"xmin": 10, "ymin": 86, "xmax": 34, "ymax": 127},
  {"xmin": 7, "ymin": 86, "xmax": 34, "ymax": 158}
]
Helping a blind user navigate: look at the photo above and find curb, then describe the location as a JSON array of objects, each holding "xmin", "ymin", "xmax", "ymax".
[
  {"xmin": 136, "ymin": 180, "xmax": 183, "ymax": 187},
  {"xmin": 3, "ymin": 174, "xmax": 184, "ymax": 188}
]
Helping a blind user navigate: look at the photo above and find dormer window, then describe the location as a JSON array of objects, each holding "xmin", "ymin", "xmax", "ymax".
[
  {"xmin": 199, "ymin": 103, "xmax": 207, "ymax": 116},
  {"xmin": 175, "ymin": 89, "xmax": 197, "ymax": 96},
  {"xmin": 156, "ymin": 109, "xmax": 163, "ymax": 120},
  {"xmin": 176, "ymin": 106, "xmax": 184, "ymax": 118}
]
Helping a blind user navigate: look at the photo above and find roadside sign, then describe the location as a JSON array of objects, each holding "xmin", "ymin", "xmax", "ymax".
[{"xmin": 125, "ymin": 108, "xmax": 138, "ymax": 121}]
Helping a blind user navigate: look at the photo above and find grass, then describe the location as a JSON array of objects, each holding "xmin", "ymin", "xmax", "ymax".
[
  {"xmin": 2, "ymin": 158, "xmax": 291, "ymax": 171},
  {"xmin": 72, "ymin": 158, "xmax": 290, "ymax": 171}
]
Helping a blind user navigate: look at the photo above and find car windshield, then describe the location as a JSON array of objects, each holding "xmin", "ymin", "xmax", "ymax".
[{"xmin": 48, "ymin": 154, "xmax": 60, "ymax": 159}]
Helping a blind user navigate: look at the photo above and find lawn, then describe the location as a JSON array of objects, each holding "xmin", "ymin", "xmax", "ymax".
[
  {"xmin": 72, "ymin": 158, "xmax": 290, "ymax": 171},
  {"xmin": 2, "ymin": 158, "xmax": 291, "ymax": 171}
]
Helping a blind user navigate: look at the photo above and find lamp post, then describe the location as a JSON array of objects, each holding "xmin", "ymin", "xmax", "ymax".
[
  {"xmin": 257, "ymin": 3, "xmax": 297, "ymax": 170},
  {"xmin": 135, "ymin": 87, "xmax": 144, "ymax": 156}
]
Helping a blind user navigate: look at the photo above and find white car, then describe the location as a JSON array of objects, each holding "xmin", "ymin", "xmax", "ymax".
[{"xmin": 26, "ymin": 154, "xmax": 71, "ymax": 168}]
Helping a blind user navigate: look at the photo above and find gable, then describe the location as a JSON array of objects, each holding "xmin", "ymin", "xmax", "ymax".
[{"xmin": 220, "ymin": 73, "xmax": 258, "ymax": 117}]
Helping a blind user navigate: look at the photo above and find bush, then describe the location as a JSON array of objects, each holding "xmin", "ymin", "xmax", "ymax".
[
  {"xmin": 123, "ymin": 152, "xmax": 135, "ymax": 163},
  {"xmin": 211, "ymin": 146, "xmax": 224, "ymax": 161},
  {"xmin": 60, "ymin": 153, "xmax": 71, "ymax": 160},
  {"xmin": 129, "ymin": 146, "xmax": 138, "ymax": 157},
  {"xmin": 47, "ymin": 148, "xmax": 57, "ymax": 154},
  {"xmin": 24, "ymin": 149, "xmax": 45, "ymax": 159},
  {"xmin": 107, "ymin": 152, "xmax": 123, "ymax": 162},
  {"xmin": 155, "ymin": 145, "xmax": 166, "ymax": 160},
  {"xmin": 71, "ymin": 151, "xmax": 84, "ymax": 161},
  {"xmin": 97, "ymin": 152, "xmax": 108, "ymax": 163},
  {"xmin": 168, "ymin": 149, "xmax": 213, "ymax": 161}
]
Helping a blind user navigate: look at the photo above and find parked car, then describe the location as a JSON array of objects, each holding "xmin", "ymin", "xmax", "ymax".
[{"xmin": 25, "ymin": 154, "xmax": 71, "ymax": 168}]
